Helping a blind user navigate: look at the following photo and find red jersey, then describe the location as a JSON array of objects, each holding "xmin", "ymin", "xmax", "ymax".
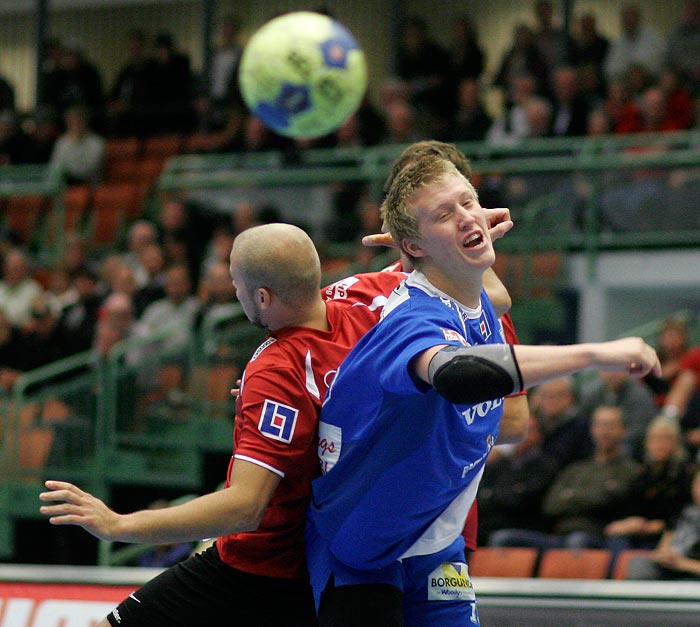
[
  {"xmin": 680, "ymin": 347, "xmax": 700, "ymax": 380},
  {"xmin": 217, "ymin": 272, "xmax": 405, "ymax": 579}
]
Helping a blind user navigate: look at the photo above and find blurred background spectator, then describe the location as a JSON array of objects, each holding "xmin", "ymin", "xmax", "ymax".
[
  {"xmin": 0, "ymin": 248, "xmax": 44, "ymax": 328},
  {"xmin": 48, "ymin": 104, "xmax": 105, "ymax": 185},
  {"xmin": 107, "ymin": 28, "xmax": 156, "ymax": 137},
  {"xmin": 604, "ymin": 3, "xmax": 665, "ymax": 84},
  {"xmin": 605, "ymin": 416, "xmax": 695, "ymax": 551}
]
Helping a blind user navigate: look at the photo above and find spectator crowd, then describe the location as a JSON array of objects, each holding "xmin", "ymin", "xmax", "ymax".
[
  {"xmin": 2, "ymin": 1, "xmax": 700, "ymax": 577},
  {"xmin": 3, "ymin": 4, "xmax": 700, "ymax": 166}
]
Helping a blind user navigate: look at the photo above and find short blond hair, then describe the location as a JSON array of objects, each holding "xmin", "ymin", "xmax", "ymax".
[
  {"xmin": 381, "ymin": 155, "xmax": 468, "ymax": 264},
  {"xmin": 383, "ymin": 140, "xmax": 472, "ymax": 194}
]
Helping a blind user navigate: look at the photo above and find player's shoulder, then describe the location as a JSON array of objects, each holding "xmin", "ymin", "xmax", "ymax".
[
  {"xmin": 245, "ymin": 336, "xmax": 300, "ymax": 376},
  {"xmin": 322, "ymin": 271, "xmax": 406, "ymax": 303},
  {"xmin": 248, "ymin": 336, "xmax": 280, "ymax": 363}
]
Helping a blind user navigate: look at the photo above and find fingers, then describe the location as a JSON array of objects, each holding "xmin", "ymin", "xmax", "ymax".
[
  {"xmin": 617, "ymin": 339, "xmax": 660, "ymax": 378},
  {"xmin": 40, "ymin": 505, "xmax": 85, "ymax": 526},
  {"xmin": 489, "ymin": 220, "xmax": 514, "ymax": 242},
  {"xmin": 40, "ymin": 481, "xmax": 84, "ymax": 503},
  {"xmin": 632, "ymin": 342, "xmax": 660, "ymax": 378},
  {"xmin": 39, "ymin": 481, "xmax": 91, "ymax": 521},
  {"xmin": 361, "ymin": 233, "xmax": 395, "ymax": 248},
  {"xmin": 230, "ymin": 378, "xmax": 242, "ymax": 397},
  {"xmin": 484, "ymin": 207, "xmax": 511, "ymax": 227}
]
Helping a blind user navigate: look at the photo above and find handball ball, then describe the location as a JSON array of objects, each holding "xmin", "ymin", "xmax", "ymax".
[{"xmin": 238, "ymin": 11, "xmax": 368, "ymax": 139}]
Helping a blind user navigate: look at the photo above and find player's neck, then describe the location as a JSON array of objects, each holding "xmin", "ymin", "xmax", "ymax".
[
  {"xmin": 277, "ymin": 299, "xmax": 330, "ymax": 332},
  {"xmin": 419, "ymin": 267, "xmax": 483, "ymax": 310}
]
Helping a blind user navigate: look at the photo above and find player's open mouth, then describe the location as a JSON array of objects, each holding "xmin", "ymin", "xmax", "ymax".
[{"xmin": 463, "ymin": 233, "xmax": 483, "ymax": 249}]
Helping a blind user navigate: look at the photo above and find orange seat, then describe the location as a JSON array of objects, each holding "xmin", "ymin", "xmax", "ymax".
[
  {"xmin": 136, "ymin": 156, "xmax": 167, "ymax": 187},
  {"xmin": 63, "ymin": 185, "xmax": 92, "ymax": 231},
  {"xmin": 4, "ymin": 195, "xmax": 47, "ymax": 243},
  {"xmin": 2, "ymin": 399, "xmax": 68, "ymax": 472},
  {"xmin": 469, "ymin": 547, "xmax": 539, "ymax": 578},
  {"xmin": 142, "ymin": 134, "xmax": 182, "ymax": 158},
  {"xmin": 106, "ymin": 157, "xmax": 140, "ymax": 183},
  {"xmin": 206, "ymin": 364, "xmax": 240, "ymax": 403},
  {"xmin": 528, "ymin": 251, "xmax": 564, "ymax": 297},
  {"xmin": 19, "ymin": 427, "xmax": 54, "ymax": 469},
  {"xmin": 612, "ymin": 549, "xmax": 653, "ymax": 580},
  {"xmin": 40, "ymin": 398, "xmax": 70, "ymax": 423},
  {"xmin": 159, "ymin": 364, "xmax": 184, "ymax": 391},
  {"xmin": 90, "ymin": 183, "xmax": 139, "ymax": 243},
  {"xmin": 183, "ymin": 132, "xmax": 223, "ymax": 154},
  {"xmin": 105, "ymin": 136, "xmax": 142, "ymax": 161},
  {"xmin": 537, "ymin": 548, "xmax": 612, "ymax": 579}
]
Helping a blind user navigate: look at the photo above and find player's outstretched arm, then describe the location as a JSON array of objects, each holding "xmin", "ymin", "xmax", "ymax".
[
  {"xmin": 413, "ymin": 337, "xmax": 660, "ymax": 405},
  {"xmin": 511, "ymin": 337, "xmax": 661, "ymax": 384},
  {"xmin": 39, "ymin": 459, "xmax": 280, "ymax": 544}
]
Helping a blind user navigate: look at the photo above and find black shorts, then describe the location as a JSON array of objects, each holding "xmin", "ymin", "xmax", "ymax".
[{"xmin": 106, "ymin": 544, "xmax": 318, "ymax": 627}]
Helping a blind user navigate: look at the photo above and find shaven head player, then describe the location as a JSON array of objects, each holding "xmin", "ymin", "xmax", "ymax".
[
  {"xmin": 39, "ymin": 223, "xmax": 409, "ymax": 627},
  {"xmin": 229, "ymin": 222, "xmax": 326, "ymax": 330}
]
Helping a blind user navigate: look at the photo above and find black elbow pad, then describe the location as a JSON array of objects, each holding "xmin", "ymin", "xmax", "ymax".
[{"xmin": 427, "ymin": 344, "xmax": 523, "ymax": 404}]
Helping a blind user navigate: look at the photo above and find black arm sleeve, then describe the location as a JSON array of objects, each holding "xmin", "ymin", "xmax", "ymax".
[{"xmin": 427, "ymin": 344, "xmax": 523, "ymax": 404}]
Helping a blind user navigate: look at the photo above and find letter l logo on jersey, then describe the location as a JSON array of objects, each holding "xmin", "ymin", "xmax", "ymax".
[{"xmin": 259, "ymin": 400, "xmax": 298, "ymax": 443}]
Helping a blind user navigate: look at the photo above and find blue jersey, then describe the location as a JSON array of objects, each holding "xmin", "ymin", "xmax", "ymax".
[{"xmin": 309, "ymin": 271, "xmax": 505, "ymax": 572}]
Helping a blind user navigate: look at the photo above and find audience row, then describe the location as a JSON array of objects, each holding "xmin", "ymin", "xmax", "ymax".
[{"xmin": 4, "ymin": 3, "xmax": 700, "ymax": 173}]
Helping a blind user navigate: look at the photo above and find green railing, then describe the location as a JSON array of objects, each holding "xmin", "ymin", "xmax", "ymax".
[
  {"xmin": 0, "ymin": 164, "xmax": 66, "ymax": 263},
  {"xmin": 0, "ymin": 307, "xmax": 266, "ymax": 563},
  {"xmin": 0, "ymin": 349, "xmax": 102, "ymax": 559},
  {"xmin": 160, "ymin": 129, "xmax": 700, "ymax": 253}
]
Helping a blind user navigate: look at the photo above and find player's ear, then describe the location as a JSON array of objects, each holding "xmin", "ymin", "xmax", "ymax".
[
  {"xmin": 402, "ymin": 238, "xmax": 427, "ymax": 259},
  {"xmin": 257, "ymin": 287, "xmax": 272, "ymax": 310}
]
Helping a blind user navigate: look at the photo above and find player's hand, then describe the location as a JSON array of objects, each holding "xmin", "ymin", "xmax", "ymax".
[
  {"xmin": 364, "ymin": 209, "xmax": 514, "ymax": 247},
  {"xmin": 361, "ymin": 232, "xmax": 395, "ymax": 248},
  {"xmin": 39, "ymin": 480, "xmax": 121, "ymax": 541},
  {"xmin": 485, "ymin": 207, "xmax": 513, "ymax": 242},
  {"xmin": 230, "ymin": 378, "xmax": 242, "ymax": 397},
  {"xmin": 594, "ymin": 337, "xmax": 661, "ymax": 378}
]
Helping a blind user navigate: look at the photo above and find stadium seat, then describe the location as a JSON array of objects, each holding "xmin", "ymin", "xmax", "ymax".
[
  {"xmin": 183, "ymin": 132, "xmax": 224, "ymax": 154},
  {"xmin": 135, "ymin": 156, "xmax": 167, "ymax": 188},
  {"xmin": 537, "ymin": 548, "xmax": 612, "ymax": 579},
  {"xmin": 469, "ymin": 547, "xmax": 539, "ymax": 578},
  {"xmin": 40, "ymin": 398, "xmax": 71, "ymax": 423},
  {"xmin": 1, "ymin": 400, "xmax": 69, "ymax": 473},
  {"xmin": 159, "ymin": 364, "xmax": 184, "ymax": 391},
  {"xmin": 188, "ymin": 363, "xmax": 239, "ymax": 422},
  {"xmin": 3, "ymin": 195, "xmax": 47, "ymax": 243},
  {"xmin": 19, "ymin": 427, "xmax": 54, "ymax": 470},
  {"xmin": 106, "ymin": 157, "xmax": 140, "ymax": 183},
  {"xmin": 62, "ymin": 184, "xmax": 92, "ymax": 231},
  {"xmin": 89, "ymin": 183, "xmax": 136, "ymax": 244},
  {"xmin": 105, "ymin": 136, "xmax": 142, "ymax": 161},
  {"xmin": 142, "ymin": 134, "xmax": 183, "ymax": 158},
  {"xmin": 205, "ymin": 364, "xmax": 240, "ymax": 403},
  {"xmin": 611, "ymin": 549, "xmax": 654, "ymax": 580}
]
